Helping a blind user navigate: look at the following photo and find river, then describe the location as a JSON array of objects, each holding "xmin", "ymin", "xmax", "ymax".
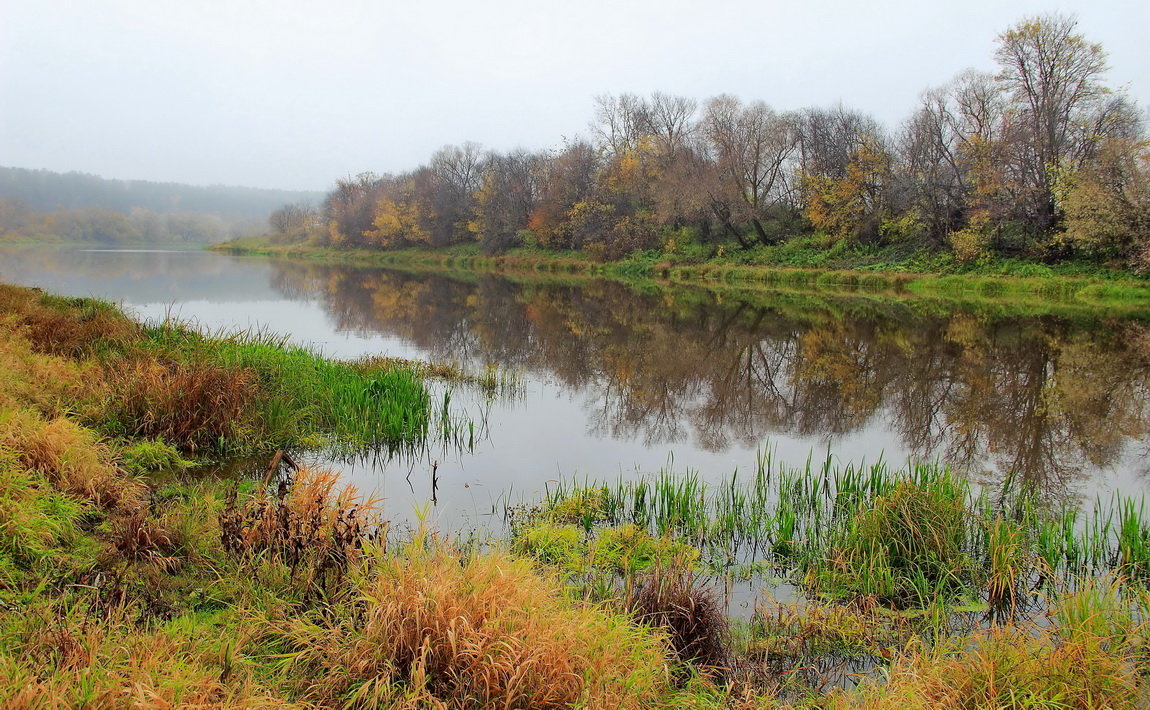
[{"xmin": 4, "ymin": 245, "xmax": 1149, "ymax": 534}]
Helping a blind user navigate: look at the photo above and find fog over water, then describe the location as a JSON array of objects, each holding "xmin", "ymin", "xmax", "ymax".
[{"xmin": 2, "ymin": 0, "xmax": 1146, "ymax": 191}]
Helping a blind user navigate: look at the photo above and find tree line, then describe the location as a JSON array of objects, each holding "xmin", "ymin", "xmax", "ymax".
[
  {"xmin": 0, "ymin": 166, "xmax": 322, "ymax": 219},
  {"xmin": 273, "ymin": 15, "xmax": 1149, "ymax": 267},
  {"xmin": 0, "ymin": 166, "xmax": 325, "ymax": 245},
  {"xmin": 0, "ymin": 199, "xmax": 240, "ymax": 245}
]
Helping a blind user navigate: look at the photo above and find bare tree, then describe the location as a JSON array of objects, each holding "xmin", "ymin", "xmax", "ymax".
[
  {"xmin": 795, "ymin": 105, "xmax": 883, "ymax": 180},
  {"xmin": 592, "ymin": 93, "xmax": 651, "ymax": 157},
  {"xmin": 898, "ymin": 88, "xmax": 971, "ymax": 243},
  {"xmin": 268, "ymin": 201, "xmax": 316, "ymax": 237},
  {"xmin": 420, "ymin": 143, "xmax": 487, "ymax": 246},
  {"xmin": 430, "ymin": 142, "xmax": 486, "ymax": 195},
  {"xmin": 995, "ymin": 13, "xmax": 1110, "ymax": 231},
  {"xmin": 702, "ymin": 95, "xmax": 799, "ymax": 246},
  {"xmin": 471, "ymin": 150, "xmax": 542, "ymax": 253},
  {"xmin": 646, "ymin": 92, "xmax": 698, "ymax": 161}
]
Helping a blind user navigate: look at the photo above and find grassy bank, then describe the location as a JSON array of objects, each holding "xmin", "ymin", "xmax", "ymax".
[
  {"xmin": 214, "ymin": 237, "xmax": 1150, "ymax": 311},
  {"xmin": 4, "ymin": 281, "xmax": 1150, "ymax": 707}
]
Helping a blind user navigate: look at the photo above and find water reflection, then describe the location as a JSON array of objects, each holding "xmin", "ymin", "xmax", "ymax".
[
  {"xmin": 4, "ymin": 245, "xmax": 1149, "ymax": 504},
  {"xmin": 264, "ymin": 261, "xmax": 1150, "ymax": 500}
]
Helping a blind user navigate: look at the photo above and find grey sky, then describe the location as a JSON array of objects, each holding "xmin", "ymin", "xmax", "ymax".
[{"xmin": 2, "ymin": 0, "xmax": 1147, "ymax": 192}]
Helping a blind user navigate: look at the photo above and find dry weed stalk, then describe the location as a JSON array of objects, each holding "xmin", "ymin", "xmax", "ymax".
[{"xmin": 220, "ymin": 464, "xmax": 384, "ymax": 594}]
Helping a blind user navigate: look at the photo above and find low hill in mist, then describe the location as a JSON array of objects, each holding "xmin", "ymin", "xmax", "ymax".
[{"xmin": 0, "ymin": 166, "xmax": 323, "ymax": 221}]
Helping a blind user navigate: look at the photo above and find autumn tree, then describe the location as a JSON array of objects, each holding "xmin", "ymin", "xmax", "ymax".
[
  {"xmin": 699, "ymin": 95, "xmax": 798, "ymax": 247},
  {"xmin": 650, "ymin": 141, "xmax": 716, "ymax": 237},
  {"xmin": 469, "ymin": 150, "xmax": 542, "ymax": 253},
  {"xmin": 803, "ymin": 136, "xmax": 894, "ymax": 242},
  {"xmin": 797, "ymin": 107, "xmax": 892, "ymax": 242},
  {"xmin": 1056, "ymin": 134, "xmax": 1150, "ymax": 261},
  {"xmin": 529, "ymin": 139, "xmax": 601, "ymax": 249},
  {"xmin": 322, "ymin": 172, "xmax": 382, "ymax": 246},
  {"xmin": 365, "ymin": 175, "xmax": 429, "ymax": 248},
  {"xmin": 994, "ymin": 13, "xmax": 1112, "ymax": 233}
]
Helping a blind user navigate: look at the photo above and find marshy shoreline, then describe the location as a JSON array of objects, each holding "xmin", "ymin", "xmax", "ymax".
[{"xmin": 3, "ymin": 279, "xmax": 1150, "ymax": 708}]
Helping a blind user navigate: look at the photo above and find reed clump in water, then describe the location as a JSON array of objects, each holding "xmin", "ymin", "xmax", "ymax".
[
  {"xmin": 807, "ymin": 476, "xmax": 974, "ymax": 607},
  {"xmin": 538, "ymin": 452, "xmax": 1150, "ymax": 615}
]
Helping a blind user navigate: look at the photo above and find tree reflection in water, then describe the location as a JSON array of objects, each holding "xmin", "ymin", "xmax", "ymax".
[{"xmin": 267, "ymin": 262, "xmax": 1150, "ymax": 503}]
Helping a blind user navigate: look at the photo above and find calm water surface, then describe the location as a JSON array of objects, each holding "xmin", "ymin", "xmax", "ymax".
[{"xmin": 5, "ymin": 246, "xmax": 1150, "ymax": 532}]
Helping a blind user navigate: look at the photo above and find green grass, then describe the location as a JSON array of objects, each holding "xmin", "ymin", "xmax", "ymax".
[
  {"xmin": 97, "ymin": 319, "xmax": 474, "ymax": 458},
  {"xmin": 531, "ymin": 450, "xmax": 1150, "ymax": 615},
  {"xmin": 5, "ymin": 279, "xmax": 1150, "ymax": 706},
  {"xmin": 214, "ymin": 237, "xmax": 1150, "ymax": 313}
]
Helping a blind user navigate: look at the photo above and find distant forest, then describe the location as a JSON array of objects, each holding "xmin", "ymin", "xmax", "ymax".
[
  {"xmin": 271, "ymin": 14, "xmax": 1150, "ymax": 269},
  {"xmin": 0, "ymin": 167, "xmax": 322, "ymax": 245}
]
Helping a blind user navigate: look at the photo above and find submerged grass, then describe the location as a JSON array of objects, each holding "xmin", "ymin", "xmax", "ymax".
[{"xmin": 536, "ymin": 449, "xmax": 1150, "ymax": 617}]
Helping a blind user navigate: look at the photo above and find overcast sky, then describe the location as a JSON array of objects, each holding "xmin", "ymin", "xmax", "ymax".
[{"xmin": 2, "ymin": 0, "xmax": 1147, "ymax": 192}]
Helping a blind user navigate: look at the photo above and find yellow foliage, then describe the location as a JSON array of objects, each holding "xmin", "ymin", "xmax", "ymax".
[
  {"xmin": 366, "ymin": 197, "xmax": 428, "ymax": 249},
  {"xmin": 802, "ymin": 140, "xmax": 890, "ymax": 240},
  {"xmin": 1055, "ymin": 148, "xmax": 1150, "ymax": 259}
]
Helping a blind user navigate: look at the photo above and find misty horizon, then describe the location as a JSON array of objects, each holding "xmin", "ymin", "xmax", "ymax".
[{"xmin": 2, "ymin": 0, "xmax": 1147, "ymax": 193}]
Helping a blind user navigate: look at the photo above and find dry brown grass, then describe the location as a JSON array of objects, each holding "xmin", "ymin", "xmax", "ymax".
[
  {"xmin": 108, "ymin": 506, "xmax": 185, "ymax": 571},
  {"xmin": 220, "ymin": 464, "xmax": 384, "ymax": 595},
  {"xmin": 828, "ymin": 627, "xmax": 1143, "ymax": 709},
  {"xmin": 272, "ymin": 542, "xmax": 673, "ymax": 709},
  {"xmin": 0, "ymin": 322, "xmax": 88, "ymax": 414},
  {"xmin": 0, "ymin": 283, "xmax": 140, "ymax": 358},
  {"xmin": 0, "ymin": 613, "xmax": 294, "ymax": 710},
  {"xmin": 0, "ymin": 409, "xmax": 143, "ymax": 511},
  {"xmin": 100, "ymin": 355, "xmax": 262, "ymax": 453},
  {"xmin": 627, "ymin": 566, "xmax": 731, "ymax": 676}
]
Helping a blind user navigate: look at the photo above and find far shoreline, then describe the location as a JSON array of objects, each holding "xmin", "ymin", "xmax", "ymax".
[{"xmin": 210, "ymin": 238, "xmax": 1150, "ymax": 312}]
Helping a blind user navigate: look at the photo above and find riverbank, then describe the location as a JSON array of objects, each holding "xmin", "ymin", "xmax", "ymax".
[
  {"xmin": 213, "ymin": 237, "xmax": 1150, "ymax": 312},
  {"xmin": 4, "ymin": 280, "xmax": 1150, "ymax": 707}
]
